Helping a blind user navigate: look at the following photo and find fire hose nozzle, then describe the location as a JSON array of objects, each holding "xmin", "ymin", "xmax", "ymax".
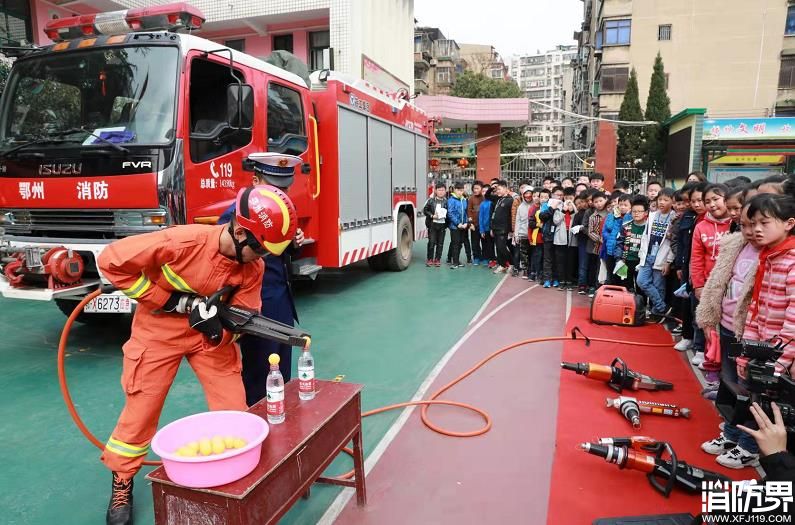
[{"xmin": 561, "ymin": 361, "xmax": 586, "ymax": 374}]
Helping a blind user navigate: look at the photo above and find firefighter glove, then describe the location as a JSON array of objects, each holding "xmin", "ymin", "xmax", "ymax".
[{"xmin": 189, "ymin": 296, "xmax": 223, "ymax": 344}]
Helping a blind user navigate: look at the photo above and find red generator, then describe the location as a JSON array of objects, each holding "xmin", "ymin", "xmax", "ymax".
[{"xmin": 590, "ymin": 285, "xmax": 645, "ymax": 326}]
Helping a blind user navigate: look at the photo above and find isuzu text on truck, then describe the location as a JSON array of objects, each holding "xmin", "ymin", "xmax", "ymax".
[{"xmin": 0, "ymin": 4, "xmax": 432, "ymax": 319}]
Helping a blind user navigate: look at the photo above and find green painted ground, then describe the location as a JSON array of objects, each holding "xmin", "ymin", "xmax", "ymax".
[{"xmin": 0, "ymin": 244, "xmax": 500, "ymax": 525}]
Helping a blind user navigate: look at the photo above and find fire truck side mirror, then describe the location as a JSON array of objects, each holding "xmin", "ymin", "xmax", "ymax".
[{"xmin": 227, "ymin": 84, "xmax": 254, "ymax": 130}]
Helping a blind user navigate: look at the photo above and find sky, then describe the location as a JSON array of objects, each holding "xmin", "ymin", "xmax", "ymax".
[{"xmin": 414, "ymin": 0, "xmax": 582, "ymax": 61}]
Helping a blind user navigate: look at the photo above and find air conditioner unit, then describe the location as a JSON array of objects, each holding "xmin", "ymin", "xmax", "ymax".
[{"xmin": 429, "ymin": 58, "xmax": 437, "ymax": 66}]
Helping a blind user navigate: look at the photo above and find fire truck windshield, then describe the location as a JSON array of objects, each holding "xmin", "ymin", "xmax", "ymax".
[{"xmin": 0, "ymin": 46, "xmax": 179, "ymax": 152}]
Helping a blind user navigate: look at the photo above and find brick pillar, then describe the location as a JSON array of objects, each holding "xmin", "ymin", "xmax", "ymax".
[
  {"xmin": 594, "ymin": 121, "xmax": 617, "ymax": 190},
  {"xmin": 476, "ymin": 123, "xmax": 501, "ymax": 181}
]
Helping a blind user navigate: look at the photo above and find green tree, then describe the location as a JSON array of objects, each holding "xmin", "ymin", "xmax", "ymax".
[
  {"xmin": 450, "ymin": 71, "xmax": 526, "ymax": 155},
  {"xmin": 642, "ymin": 53, "xmax": 671, "ymax": 173},
  {"xmin": 617, "ymin": 68, "xmax": 643, "ymax": 167}
]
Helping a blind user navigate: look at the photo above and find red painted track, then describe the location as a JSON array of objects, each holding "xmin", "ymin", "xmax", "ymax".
[{"xmin": 336, "ymin": 277, "xmax": 567, "ymax": 524}]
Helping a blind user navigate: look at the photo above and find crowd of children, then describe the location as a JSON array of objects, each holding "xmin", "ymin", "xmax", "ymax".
[{"xmin": 423, "ymin": 171, "xmax": 795, "ymax": 473}]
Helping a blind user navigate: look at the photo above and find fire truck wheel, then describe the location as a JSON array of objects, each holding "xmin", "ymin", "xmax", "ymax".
[
  {"xmin": 385, "ymin": 212, "xmax": 413, "ymax": 272},
  {"xmin": 54, "ymin": 298, "xmax": 125, "ymax": 325}
]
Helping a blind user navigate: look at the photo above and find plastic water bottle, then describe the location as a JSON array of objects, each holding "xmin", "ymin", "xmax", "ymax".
[
  {"xmin": 297, "ymin": 347, "xmax": 315, "ymax": 401},
  {"xmin": 266, "ymin": 354, "xmax": 285, "ymax": 424}
]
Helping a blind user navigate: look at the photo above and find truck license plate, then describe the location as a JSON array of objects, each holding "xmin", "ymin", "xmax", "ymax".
[{"xmin": 84, "ymin": 294, "xmax": 132, "ymax": 314}]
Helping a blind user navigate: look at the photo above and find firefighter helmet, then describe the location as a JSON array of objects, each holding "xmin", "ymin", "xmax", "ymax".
[{"xmin": 234, "ymin": 185, "xmax": 297, "ymax": 256}]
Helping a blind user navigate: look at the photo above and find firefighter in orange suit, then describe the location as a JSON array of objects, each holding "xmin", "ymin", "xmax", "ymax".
[{"xmin": 98, "ymin": 185, "xmax": 297, "ymax": 525}]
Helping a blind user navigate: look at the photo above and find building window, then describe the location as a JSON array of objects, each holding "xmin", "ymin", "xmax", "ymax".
[
  {"xmin": 779, "ymin": 57, "xmax": 795, "ymax": 88},
  {"xmin": 787, "ymin": 6, "xmax": 795, "ymax": 35},
  {"xmin": 600, "ymin": 67, "xmax": 629, "ymax": 93},
  {"xmin": 225, "ymin": 39, "xmax": 245, "ymax": 52},
  {"xmin": 595, "ymin": 31, "xmax": 603, "ymax": 50},
  {"xmin": 309, "ymin": 30, "xmax": 330, "ymax": 71},
  {"xmin": 604, "ymin": 19, "xmax": 631, "ymax": 46},
  {"xmin": 0, "ymin": 0, "xmax": 32, "ymax": 45},
  {"xmin": 437, "ymin": 67, "xmax": 452, "ymax": 84},
  {"xmin": 658, "ymin": 24, "xmax": 672, "ymax": 41},
  {"xmin": 273, "ymin": 34, "xmax": 293, "ymax": 53}
]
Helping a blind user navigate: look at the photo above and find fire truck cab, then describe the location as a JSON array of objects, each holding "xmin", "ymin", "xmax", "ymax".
[{"xmin": 0, "ymin": 4, "xmax": 432, "ymax": 318}]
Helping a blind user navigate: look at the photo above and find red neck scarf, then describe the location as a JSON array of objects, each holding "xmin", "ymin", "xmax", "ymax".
[{"xmin": 750, "ymin": 236, "xmax": 795, "ymax": 319}]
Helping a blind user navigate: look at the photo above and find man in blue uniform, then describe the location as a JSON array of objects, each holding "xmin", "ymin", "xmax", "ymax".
[{"xmin": 219, "ymin": 152, "xmax": 304, "ymax": 406}]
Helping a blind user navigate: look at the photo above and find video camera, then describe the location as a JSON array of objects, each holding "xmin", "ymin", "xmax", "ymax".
[{"xmin": 715, "ymin": 337, "xmax": 795, "ymax": 451}]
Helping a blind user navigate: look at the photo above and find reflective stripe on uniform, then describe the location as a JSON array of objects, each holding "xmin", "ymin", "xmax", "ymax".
[
  {"xmin": 105, "ymin": 437, "xmax": 150, "ymax": 458},
  {"xmin": 122, "ymin": 272, "xmax": 151, "ymax": 299},
  {"xmin": 161, "ymin": 264, "xmax": 196, "ymax": 294}
]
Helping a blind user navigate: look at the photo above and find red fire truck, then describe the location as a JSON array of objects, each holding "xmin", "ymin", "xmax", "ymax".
[{"xmin": 0, "ymin": 4, "xmax": 432, "ymax": 319}]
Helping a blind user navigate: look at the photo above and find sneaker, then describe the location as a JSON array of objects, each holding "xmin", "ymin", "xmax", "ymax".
[
  {"xmin": 426, "ymin": 259, "xmax": 433, "ymax": 267},
  {"xmin": 701, "ymin": 434, "xmax": 737, "ymax": 456},
  {"xmin": 472, "ymin": 259, "xmax": 480, "ymax": 266},
  {"xmin": 587, "ymin": 287, "xmax": 596, "ymax": 298},
  {"xmin": 578, "ymin": 286, "xmax": 586, "ymax": 295},
  {"xmin": 107, "ymin": 473, "xmax": 134, "ymax": 525},
  {"xmin": 543, "ymin": 280, "xmax": 551, "ymax": 288},
  {"xmin": 529, "ymin": 273, "xmax": 537, "ymax": 281},
  {"xmin": 511, "ymin": 268, "xmax": 519, "ymax": 277},
  {"xmin": 434, "ymin": 259, "xmax": 441, "ymax": 267},
  {"xmin": 449, "ymin": 264, "xmax": 458, "ymax": 269},
  {"xmin": 719, "ymin": 421, "xmax": 725, "ymax": 431},
  {"xmin": 552, "ymin": 280, "xmax": 560, "ymax": 287},
  {"xmin": 557, "ymin": 283, "xmax": 567, "ymax": 291},
  {"xmin": 674, "ymin": 338, "xmax": 692, "ymax": 351},
  {"xmin": 691, "ymin": 352, "xmax": 705, "ymax": 366},
  {"xmin": 493, "ymin": 266, "xmax": 507, "ymax": 274},
  {"xmin": 521, "ymin": 274, "xmax": 529, "ymax": 280},
  {"xmin": 671, "ymin": 325, "xmax": 683, "ymax": 335},
  {"xmin": 716, "ymin": 446, "xmax": 760, "ymax": 469},
  {"xmin": 703, "ymin": 388, "xmax": 718, "ymax": 401},
  {"xmin": 488, "ymin": 261, "xmax": 497, "ymax": 269},
  {"xmin": 567, "ymin": 284, "xmax": 576, "ymax": 291}
]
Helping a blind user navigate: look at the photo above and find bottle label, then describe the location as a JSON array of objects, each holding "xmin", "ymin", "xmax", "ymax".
[
  {"xmin": 266, "ymin": 387, "xmax": 284, "ymax": 416},
  {"xmin": 298, "ymin": 367, "xmax": 315, "ymax": 393}
]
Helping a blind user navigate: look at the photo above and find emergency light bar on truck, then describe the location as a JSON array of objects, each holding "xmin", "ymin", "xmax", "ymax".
[{"xmin": 44, "ymin": 3, "xmax": 204, "ymax": 42}]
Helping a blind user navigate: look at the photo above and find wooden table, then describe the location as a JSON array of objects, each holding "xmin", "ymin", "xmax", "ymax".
[{"xmin": 147, "ymin": 380, "xmax": 365, "ymax": 525}]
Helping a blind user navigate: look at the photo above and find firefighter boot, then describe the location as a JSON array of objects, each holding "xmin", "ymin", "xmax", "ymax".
[{"xmin": 106, "ymin": 473, "xmax": 134, "ymax": 525}]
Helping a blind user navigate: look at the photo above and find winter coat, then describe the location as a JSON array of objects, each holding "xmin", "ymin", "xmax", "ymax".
[
  {"xmin": 674, "ymin": 210, "xmax": 697, "ymax": 281},
  {"xmin": 515, "ymin": 201, "xmax": 532, "ymax": 239},
  {"xmin": 569, "ymin": 209, "xmax": 586, "ymax": 248},
  {"xmin": 552, "ymin": 208, "xmax": 573, "ymax": 246},
  {"xmin": 467, "ymin": 193, "xmax": 484, "ymax": 227},
  {"xmin": 760, "ymin": 452, "xmax": 795, "ymax": 484},
  {"xmin": 539, "ymin": 203, "xmax": 555, "ymax": 241},
  {"xmin": 586, "ymin": 209, "xmax": 608, "ymax": 255},
  {"xmin": 423, "ymin": 196, "xmax": 448, "ymax": 228},
  {"xmin": 695, "ymin": 232, "xmax": 757, "ymax": 338},
  {"xmin": 447, "ymin": 195, "xmax": 468, "ymax": 231},
  {"xmin": 637, "ymin": 210, "xmax": 676, "ymax": 270},
  {"xmin": 478, "ymin": 200, "xmax": 492, "ymax": 235},
  {"xmin": 690, "ymin": 213, "xmax": 733, "ymax": 290},
  {"xmin": 527, "ymin": 205, "xmax": 544, "ymax": 245},
  {"xmin": 490, "ymin": 195, "xmax": 514, "ymax": 234},
  {"xmin": 600, "ymin": 211, "xmax": 624, "ymax": 259},
  {"xmin": 742, "ymin": 247, "xmax": 795, "ymax": 373}
]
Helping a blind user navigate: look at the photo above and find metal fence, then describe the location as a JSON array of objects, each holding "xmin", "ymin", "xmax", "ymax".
[{"xmin": 430, "ymin": 161, "xmax": 644, "ymax": 192}]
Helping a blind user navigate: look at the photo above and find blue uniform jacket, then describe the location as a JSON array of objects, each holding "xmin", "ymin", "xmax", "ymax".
[
  {"xmin": 219, "ymin": 204, "xmax": 298, "ymax": 324},
  {"xmin": 601, "ymin": 211, "xmax": 624, "ymax": 258},
  {"xmin": 447, "ymin": 195, "xmax": 467, "ymax": 231},
  {"xmin": 478, "ymin": 200, "xmax": 492, "ymax": 234}
]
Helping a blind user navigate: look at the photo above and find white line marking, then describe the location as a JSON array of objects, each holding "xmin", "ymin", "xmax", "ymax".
[
  {"xmin": 468, "ymin": 273, "xmax": 509, "ymax": 326},
  {"xmin": 565, "ymin": 289, "xmax": 572, "ymax": 323},
  {"xmin": 317, "ymin": 284, "xmax": 539, "ymax": 525}
]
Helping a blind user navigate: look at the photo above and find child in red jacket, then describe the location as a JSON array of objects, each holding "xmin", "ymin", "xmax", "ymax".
[{"xmin": 691, "ymin": 183, "xmax": 733, "ymax": 376}]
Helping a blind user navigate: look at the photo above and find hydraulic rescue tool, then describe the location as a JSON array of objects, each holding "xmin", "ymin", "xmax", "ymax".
[
  {"xmin": 606, "ymin": 396, "xmax": 691, "ymax": 429},
  {"xmin": 561, "ymin": 357, "xmax": 674, "ymax": 393},
  {"xmin": 580, "ymin": 439, "xmax": 731, "ymax": 497}
]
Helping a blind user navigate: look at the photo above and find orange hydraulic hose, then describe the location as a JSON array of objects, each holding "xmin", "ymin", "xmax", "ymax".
[{"xmin": 57, "ymin": 294, "xmax": 677, "ymax": 477}]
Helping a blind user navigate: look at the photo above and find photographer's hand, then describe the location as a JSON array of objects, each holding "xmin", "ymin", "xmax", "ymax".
[{"xmin": 737, "ymin": 402, "xmax": 788, "ymax": 457}]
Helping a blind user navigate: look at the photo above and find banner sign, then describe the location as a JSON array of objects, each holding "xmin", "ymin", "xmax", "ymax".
[{"xmin": 703, "ymin": 117, "xmax": 795, "ymax": 141}]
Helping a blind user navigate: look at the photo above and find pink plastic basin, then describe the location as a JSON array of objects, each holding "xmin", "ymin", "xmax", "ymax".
[{"xmin": 151, "ymin": 410, "xmax": 269, "ymax": 488}]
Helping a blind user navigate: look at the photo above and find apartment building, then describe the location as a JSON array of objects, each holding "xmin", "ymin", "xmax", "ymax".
[
  {"xmin": 511, "ymin": 45, "xmax": 577, "ymax": 167},
  {"xmin": 573, "ymin": 0, "xmax": 795, "ymax": 153},
  {"xmin": 414, "ymin": 26, "xmax": 460, "ymax": 96},
  {"xmin": 459, "ymin": 43, "xmax": 509, "ymax": 80}
]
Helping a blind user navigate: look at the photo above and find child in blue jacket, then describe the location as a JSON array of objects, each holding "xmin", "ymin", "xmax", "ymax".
[
  {"xmin": 479, "ymin": 198, "xmax": 495, "ymax": 267},
  {"xmin": 447, "ymin": 182, "xmax": 468, "ymax": 268},
  {"xmin": 601, "ymin": 191, "xmax": 630, "ymax": 284}
]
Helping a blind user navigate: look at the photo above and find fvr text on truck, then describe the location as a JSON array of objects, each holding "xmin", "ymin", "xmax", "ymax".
[{"xmin": 0, "ymin": 4, "xmax": 433, "ymax": 319}]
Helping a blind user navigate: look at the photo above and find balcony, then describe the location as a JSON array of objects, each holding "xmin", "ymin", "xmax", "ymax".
[
  {"xmin": 414, "ymin": 52, "xmax": 430, "ymax": 70},
  {"xmin": 433, "ymin": 39, "xmax": 459, "ymax": 60},
  {"xmin": 414, "ymin": 78, "xmax": 429, "ymax": 95}
]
